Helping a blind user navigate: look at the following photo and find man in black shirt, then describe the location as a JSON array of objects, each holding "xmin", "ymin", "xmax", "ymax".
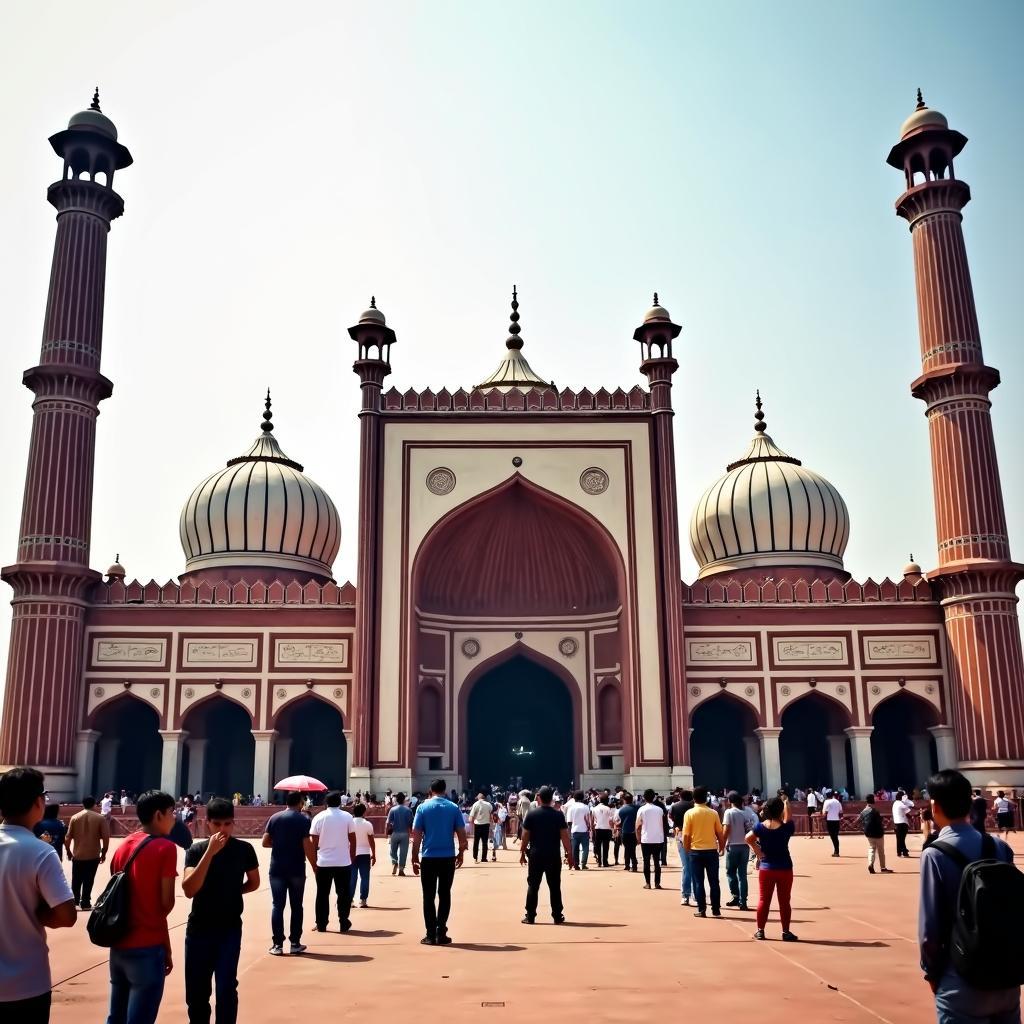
[
  {"xmin": 183, "ymin": 797, "xmax": 260, "ymax": 1024},
  {"xmin": 520, "ymin": 786, "xmax": 573, "ymax": 924},
  {"xmin": 669, "ymin": 789, "xmax": 694, "ymax": 905},
  {"xmin": 970, "ymin": 788, "xmax": 988, "ymax": 833},
  {"xmin": 857, "ymin": 794, "xmax": 893, "ymax": 875}
]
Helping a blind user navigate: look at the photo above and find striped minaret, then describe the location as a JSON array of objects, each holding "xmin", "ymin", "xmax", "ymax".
[
  {"xmin": 0, "ymin": 92, "xmax": 132, "ymax": 797},
  {"xmin": 888, "ymin": 92, "xmax": 1024, "ymax": 782}
]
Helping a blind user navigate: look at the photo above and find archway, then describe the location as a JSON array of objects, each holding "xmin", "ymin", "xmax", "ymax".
[
  {"xmin": 276, "ymin": 698, "xmax": 347, "ymax": 792},
  {"xmin": 871, "ymin": 692, "xmax": 939, "ymax": 791},
  {"xmin": 464, "ymin": 654, "xmax": 575, "ymax": 791},
  {"xmin": 691, "ymin": 696, "xmax": 758, "ymax": 793},
  {"xmin": 779, "ymin": 693, "xmax": 850, "ymax": 792},
  {"xmin": 90, "ymin": 697, "xmax": 162, "ymax": 797},
  {"xmin": 182, "ymin": 698, "xmax": 254, "ymax": 799}
]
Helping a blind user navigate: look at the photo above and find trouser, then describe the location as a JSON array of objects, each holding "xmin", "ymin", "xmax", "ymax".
[
  {"xmin": 675, "ymin": 838, "xmax": 693, "ymax": 897},
  {"xmin": 389, "ymin": 832, "xmax": 410, "ymax": 868},
  {"xmin": 612, "ymin": 835, "xmax": 621, "ymax": 862},
  {"xmin": 271, "ymin": 873, "xmax": 308, "ymax": 944},
  {"xmin": 641, "ymin": 842, "xmax": 662, "ymax": 886},
  {"xmin": 525, "ymin": 855, "xmax": 564, "ymax": 920},
  {"xmin": 826, "ymin": 819, "xmax": 840, "ymax": 855},
  {"xmin": 807, "ymin": 810, "xmax": 816, "ymax": 835},
  {"xmin": 184, "ymin": 929, "xmax": 242, "ymax": 1024},
  {"xmin": 690, "ymin": 849, "xmax": 721, "ymax": 912},
  {"xmin": 420, "ymin": 856, "xmax": 456, "ymax": 937},
  {"xmin": 894, "ymin": 822, "xmax": 909, "ymax": 856},
  {"xmin": 867, "ymin": 836, "xmax": 887, "ymax": 870},
  {"xmin": 725, "ymin": 845, "xmax": 749, "ymax": 905},
  {"xmin": 756, "ymin": 868, "xmax": 793, "ymax": 931},
  {"xmin": 107, "ymin": 944, "xmax": 166, "ymax": 1024},
  {"xmin": 661, "ymin": 839, "xmax": 668, "ymax": 866},
  {"xmin": 72, "ymin": 857, "xmax": 100, "ymax": 905},
  {"xmin": 571, "ymin": 832, "xmax": 590, "ymax": 868},
  {"xmin": 593, "ymin": 829, "xmax": 612, "ymax": 866},
  {"xmin": 313, "ymin": 866, "xmax": 352, "ymax": 931},
  {"xmin": 0, "ymin": 992, "xmax": 50, "ymax": 1023},
  {"xmin": 933, "ymin": 967, "xmax": 1020, "ymax": 1024},
  {"xmin": 492, "ymin": 825, "xmax": 504, "ymax": 853},
  {"xmin": 349, "ymin": 855, "xmax": 371, "ymax": 902},
  {"xmin": 622, "ymin": 834, "xmax": 638, "ymax": 871},
  {"xmin": 472, "ymin": 824, "xmax": 489, "ymax": 861}
]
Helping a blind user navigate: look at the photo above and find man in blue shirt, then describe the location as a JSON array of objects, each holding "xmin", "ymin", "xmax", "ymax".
[
  {"xmin": 615, "ymin": 794, "xmax": 638, "ymax": 872},
  {"xmin": 411, "ymin": 779, "xmax": 467, "ymax": 945},
  {"xmin": 386, "ymin": 793, "xmax": 415, "ymax": 876},
  {"xmin": 918, "ymin": 769, "xmax": 1019, "ymax": 1023}
]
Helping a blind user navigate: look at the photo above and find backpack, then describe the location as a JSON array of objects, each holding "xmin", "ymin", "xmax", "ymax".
[
  {"xmin": 87, "ymin": 835, "xmax": 156, "ymax": 948},
  {"xmin": 931, "ymin": 832, "xmax": 1024, "ymax": 990}
]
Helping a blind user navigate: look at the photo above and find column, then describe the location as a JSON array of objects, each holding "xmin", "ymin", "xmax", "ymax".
[
  {"xmin": 74, "ymin": 729, "xmax": 101, "ymax": 799},
  {"xmin": 911, "ymin": 734, "xmax": 933, "ymax": 788},
  {"xmin": 159, "ymin": 730, "xmax": 188, "ymax": 797},
  {"xmin": 755, "ymin": 728, "xmax": 782, "ymax": 795},
  {"xmin": 273, "ymin": 736, "xmax": 292, "ymax": 789},
  {"xmin": 186, "ymin": 738, "xmax": 207, "ymax": 796},
  {"xmin": 252, "ymin": 730, "xmax": 278, "ymax": 801},
  {"xmin": 845, "ymin": 727, "xmax": 875, "ymax": 799},
  {"xmin": 96, "ymin": 736, "xmax": 120, "ymax": 795},
  {"xmin": 929, "ymin": 725, "xmax": 958, "ymax": 771},
  {"xmin": 743, "ymin": 736, "xmax": 763, "ymax": 792},
  {"xmin": 827, "ymin": 734, "xmax": 849, "ymax": 791}
]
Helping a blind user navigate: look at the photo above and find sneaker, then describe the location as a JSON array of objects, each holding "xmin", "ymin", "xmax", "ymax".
[
  {"xmin": 693, "ymin": 910, "xmax": 707, "ymax": 918},
  {"xmin": 398, "ymin": 870, "xmax": 406, "ymax": 876},
  {"xmin": 289, "ymin": 943, "xmax": 307, "ymax": 955},
  {"xmin": 881, "ymin": 868, "xmax": 894, "ymax": 874},
  {"xmin": 80, "ymin": 902, "xmax": 92, "ymax": 911},
  {"xmin": 682, "ymin": 896, "xmax": 690, "ymax": 906},
  {"xmin": 340, "ymin": 920, "xmax": 352, "ymax": 933},
  {"xmin": 655, "ymin": 884, "xmax": 663, "ymax": 890},
  {"xmin": 711, "ymin": 909, "xmax": 722, "ymax": 918},
  {"xmin": 726, "ymin": 899, "xmax": 740, "ymax": 907},
  {"xmin": 753, "ymin": 929, "xmax": 765, "ymax": 940},
  {"xmin": 831, "ymin": 853, "xmax": 840, "ymax": 858},
  {"xmin": 392, "ymin": 864, "xmax": 398, "ymax": 875},
  {"xmin": 491, "ymin": 855, "xmax": 497, "ymax": 862},
  {"xmin": 868, "ymin": 865, "xmax": 875, "ymax": 874},
  {"xmin": 553, "ymin": 915, "xmax": 565, "ymax": 924},
  {"xmin": 436, "ymin": 933, "xmax": 452, "ymax": 946},
  {"xmin": 739, "ymin": 903, "xmax": 750, "ymax": 912},
  {"xmin": 313, "ymin": 925, "xmax": 327, "ymax": 932},
  {"xmin": 643, "ymin": 883, "xmax": 651, "ymax": 889},
  {"xmin": 360, "ymin": 900, "xmax": 369, "ymax": 908},
  {"xmin": 521, "ymin": 915, "xmax": 535, "ymax": 924},
  {"xmin": 781, "ymin": 931, "xmax": 799, "ymax": 942},
  {"xmin": 269, "ymin": 944, "xmax": 284, "ymax": 956},
  {"xmin": 421, "ymin": 935, "xmax": 436, "ymax": 945}
]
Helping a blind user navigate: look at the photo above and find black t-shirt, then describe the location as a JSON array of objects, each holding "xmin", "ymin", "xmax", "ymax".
[
  {"xmin": 522, "ymin": 806, "xmax": 568, "ymax": 859},
  {"xmin": 184, "ymin": 837, "xmax": 259, "ymax": 935},
  {"xmin": 669, "ymin": 800, "xmax": 693, "ymax": 830},
  {"xmin": 859, "ymin": 806, "xmax": 884, "ymax": 838},
  {"xmin": 970, "ymin": 796, "xmax": 988, "ymax": 829},
  {"xmin": 264, "ymin": 809, "xmax": 311, "ymax": 877}
]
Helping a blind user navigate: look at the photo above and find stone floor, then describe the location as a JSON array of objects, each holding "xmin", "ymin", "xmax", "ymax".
[{"xmin": 47, "ymin": 831, "xmax": 1024, "ymax": 1022}]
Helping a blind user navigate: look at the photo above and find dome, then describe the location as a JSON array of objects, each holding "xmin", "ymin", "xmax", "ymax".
[
  {"xmin": 106, "ymin": 555, "xmax": 126, "ymax": 581},
  {"xmin": 899, "ymin": 90, "xmax": 948, "ymax": 140},
  {"xmin": 903, "ymin": 556, "xmax": 923, "ymax": 578},
  {"xmin": 179, "ymin": 396, "xmax": 340, "ymax": 578},
  {"xmin": 643, "ymin": 293, "xmax": 672, "ymax": 324},
  {"xmin": 68, "ymin": 89, "xmax": 118, "ymax": 140},
  {"xmin": 358, "ymin": 297, "xmax": 386, "ymax": 326},
  {"xmin": 689, "ymin": 396, "xmax": 850, "ymax": 579}
]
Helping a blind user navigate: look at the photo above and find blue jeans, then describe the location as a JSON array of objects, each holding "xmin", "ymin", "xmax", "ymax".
[
  {"xmin": 676, "ymin": 838, "xmax": 693, "ymax": 897},
  {"xmin": 725, "ymin": 845, "xmax": 750, "ymax": 905},
  {"xmin": 935, "ymin": 968, "xmax": 1020, "ymax": 1024},
  {"xmin": 349, "ymin": 854, "xmax": 372, "ymax": 901},
  {"xmin": 492, "ymin": 824, "xmax": 504, "ymax": 851},
  {"xmin": 107, "ymin": 945, "xmax": 166, "ymax": 1024},
  {"xmin": 389, "ymin": 832, "xmax": 410, "ymax": 868},
  {"xmin": 690, "ymin": 849, "xmax": 721, "ymax": 913},
  {"xmin": 269, "ymin": 873, "xmax": 305, "ymax": 946},
  {"xmin": 184, "ymin": 929, "xmax": 242, "ymax": 1024},
  {"xmin": 571, "ymin": 832, "xmax": 590, "ymax": 868}
]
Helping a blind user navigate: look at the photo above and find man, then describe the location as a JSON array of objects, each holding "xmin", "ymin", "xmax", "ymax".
[
  {"xmin": 468, "ymin": 792, "xmax": 492, "ymax": 863},
  {"xmin": 251, "ymin": 794, "xmax": 263, "ymax": 808},
  {"xmin": 515, "ymin": 790, "xmax": 531, "ymax": 842},
  {"xmin": 919, "ymin": 769, "xmax": 1019, "ymax": 1022},
  {"xmin": 858, "ymin": 794, "xmax": 892, "ymax": 874},
  {"xmin": 722, "ymin": 791, "xmax": 752, "ymax": 911},
  {"xmin": 182, "ymin": 797, "xmax": 259, "ymax": 1024},
  {"xmin": 636, "ymin": 789, "xmax": 666, "ymax": 889},
  {"xmin": 411, "ymin": 779, "xmax": 467, "ymax": 945},
  {"xmin": 822, "ymin": 791, "xmax": 843, "ymax": 857},
  {"xmin": 386, "ymin": 792, "xmax": 415, "ymax": 875},
  {"xmin": 66, "ymin": 795, "xmax": 110, "ymax": 910},
  {"xmin": 892, "ymin": 789, "xmax": 914, "ymax": 858},
  {"xmin": 107, "ymin": 790, "xmax": 178, "ymax": 1024},
  {"xmin": 994, "ymin": 790, "xmax": 1016, "ymax": 837},
  {"xmin": 566, "ymin": 790, "xmax": 592, "ymax": 870},
  {"xmin": 493, "ymin": 800, "xmax": 509, "ymax": 854},
  {"xmin": 309, "ymin": 791, "xmax": 357, "ymax": 936},
  {"xmin": 120, "ymin": 790, "xmax": 130, "ymax": 815},
  {"xmin": 0, "ymin": 767, "xmax": 76, "ymax": 1022},
  {"xmin": 520, "ymin": 786, "xmax": 573, "ymax": 924},
  {"xmin": 970, "ymin": 789, "xmax": 989, "ymax": 833},
  {"xmin": 683, "ymin": 786, "xmax": 725, "ymax": 918},
  {"xmin": 262, "ymin": 790, "xmax": 317, "ymax": 955},
  {"xmin": 615, "ymin": 792, "xmax": 638, "ymax": 873},
  {"xmin": 805, "ymin": 786, "xmax": 819, "ymax": 835},
  {"xmin": 101, "ymin": 792, "xmax": 114, "ymax": 819},
  {"xmin": 591, "ymin": 795, "xmax": 615, "ymax": 867},
  {"xmin": 670, "ymin": 789, "xmax": 695, "ymax": 905}
]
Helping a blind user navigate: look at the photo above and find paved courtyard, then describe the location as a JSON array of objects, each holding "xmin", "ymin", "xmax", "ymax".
[{"xmin": 47, "ymin": 832, "xmax": 1023, "ymax": 1022}]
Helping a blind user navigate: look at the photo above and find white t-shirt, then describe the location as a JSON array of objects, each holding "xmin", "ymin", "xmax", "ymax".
[
  {"xmin": 891, "ymin": 798, "xmax": 913, "ymax": 826},
  {"xmin": 806, "ymin": 791, "xmax": 818, "ymax": 808},
  {"xmin": 567, "ymin": 803, "xmax": 591, "ymax": 833},
  {"xmin": 470, "ymin": 800, "xmax": 493, "ymax": 825},
  {"xmin": 637, "ymin": 803, "xmax": 666, "ymax": 844},
  {"xmin": 592, "ymin": 804, "xmax": 615, "ymax": 829},
  {"xmin": 995, "ymin": 797, "xmax": 1012, "ymax": 814},
  {"xmin": 496, "ymin": 805, "xmax": 508, "ymax": 823},
  {"xmin": 823, "ymin": 798, "xmax": 843, "ymax": 821},
  {"xmin": 100, "ymin": 796, "xmax": 113, "ymax": 815},
  {"xmin": 352, "ymin": 817, "xmax": 375, "ymax": 856},
  {"xmin": 310, "ymin": 807, "xmax": 355, "ymax": 867}
]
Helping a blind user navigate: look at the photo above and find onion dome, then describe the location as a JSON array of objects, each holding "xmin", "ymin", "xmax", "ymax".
[
  {"xmin": 903, "ymin": 555, "xmax": 923, "ymax": 579},
  {"xmin": 476, "ymin": 286, "xmax": 552, "ymax": 391},
  {"xmin": 689, "ymin": 393, "xmax": 850, "ymax": 579},
  {"xmin": 899, "ymin": 89, "xmax": 948, "ymax": 140},
  {"xmin": 357, "ymin": 296, "xmax": 386, "ymax": 327},
  {"xmin": 68, "ymin": 88, "xmax": 119, "ymax": 140},
  {"xmin": 106, "ymin": 554, "xmax": 126, "ymax": 581},
  {"xmin": 179, "ymin": 392, "xmax": 340, "ymax": 577}
]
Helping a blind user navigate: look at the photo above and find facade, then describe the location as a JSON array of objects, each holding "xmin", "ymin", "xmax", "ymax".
[{"xmin": 0, "ymin": 92, "xmax": 1021, "ymax": 802}]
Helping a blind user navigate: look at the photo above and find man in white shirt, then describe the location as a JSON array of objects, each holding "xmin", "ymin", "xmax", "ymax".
[
  {"xmin": 635, "ymin": 789, "xmax": 667, "ymax": 889},
  {"xmin": 309, "ymin": 791, "xmax": 357, "ymax": 933},
  {"xmin": 469, "ymin": 793, "xmax": 493, "ymax": 863},
  {"xmin": 100, "ymin": 793, "xmax": 113, "ymax": 818},
  {"xmin": 805, "ymin": 787, "xmax": 819, "ymax": 835},
  {"xmin": 994, "ymin": 791, "xmax": 1016, "ymax": 837},
  {"xmin": 822, "ymin": 791, "xmax": 843, "ymax": 856},
  {"xmin": 566, "ymin": 790, "xmax": 592, "ymax": 870},
  {"xmin": 891, "ymin": 789, "xmax": 914, "ymax": 858},
  {"xmin": 591, "ymin": 796, "xmax": 616, "ymax": 867}
]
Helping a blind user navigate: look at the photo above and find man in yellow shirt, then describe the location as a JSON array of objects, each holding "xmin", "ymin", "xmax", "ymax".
[{"xmin": 682, "ymin": 785, "xmax": 725, "ymax": 918}]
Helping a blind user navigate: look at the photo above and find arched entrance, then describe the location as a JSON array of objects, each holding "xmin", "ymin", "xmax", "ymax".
[
  {"xmin": 464, "ymin": 655, "xmax": 575, "ymax": 790},
  {"xmin": 90, "ymin": 697, "xmax": 162, "ymax": 796},
  {"xmin": 182, "ymin": 698, "xmax": 254, "ymax": 799},
  {"xmin": 871, "ymin": 692, "xmax": 939, "ymax": 791},
  {"xmin": 779, "ymin": 694, "xmax": 850, "ymax": 792},
  {"xmin": 276, "ymin": 698, "xmax": 347, "ymax": 792},
  {"xmin": 691, "ymin": 696, "xmax": 758, "ymax": 793}
]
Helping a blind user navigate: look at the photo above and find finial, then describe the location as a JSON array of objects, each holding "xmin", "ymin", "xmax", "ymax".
[
  {"xmin": 370, "ymin": 296, "xmax": 376, "ymax": 309},
  {"xmin": 115, "ymin": 553, "xmax": 120, "ymax": 562},
  {"xmin": 506, "ymin": 285, "xmax": 522, "ymax": 350},
  {"xmin": 915, "ymin": 88, "xmax": 925, "ymax": 110},
  {"xmin": 261, "ymin": 389, "xmax": 274, "ymax": 433},
  {"xmin": 653, "ymin": 292, "xmax": 659, "ymax": 306},
  {"xmin": 754, "ymin": 389, "xmax": 766, "ymax": 433},
  {"xmin": 90, "ymin": 87, "xmax": 101, "ymax": 112},
  {"xmin": 909, "ymin": 552, "xmax": 914, "ymax": 562}
]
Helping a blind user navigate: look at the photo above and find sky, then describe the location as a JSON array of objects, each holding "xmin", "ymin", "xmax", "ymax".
[{"xmin": 0, "ymin": 2, "xmax": 1022, "ymax": 701}]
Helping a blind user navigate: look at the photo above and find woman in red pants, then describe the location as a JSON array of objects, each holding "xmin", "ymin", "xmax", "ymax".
[{"xmin": 745, "ymin": 794, "xmax": 798, "ymax": 942}]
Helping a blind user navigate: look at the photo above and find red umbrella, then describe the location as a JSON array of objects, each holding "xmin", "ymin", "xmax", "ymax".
[{"xmin": 274, "ymin": 774, "xmax": 327, "ymax": 792}]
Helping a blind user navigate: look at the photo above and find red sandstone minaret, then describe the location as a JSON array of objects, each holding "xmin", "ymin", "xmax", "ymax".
[
  {"xmin": 888, "ymin": 91, "xmax": 1024, "ymax": 782},
  {"xmin": 0, "ymin": 92, "xmax": 132, "ymax": 796}
]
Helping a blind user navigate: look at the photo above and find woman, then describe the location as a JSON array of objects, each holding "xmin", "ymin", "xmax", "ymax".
[
  {"xmin": 745, "ymin": 794, "xmax": 797, "ymax": 942},
  {"xmin": 349, "ymin": 802, "xmax": 376, "ymax": 908},
  {"xmin": 920, "ymin": 806, "xmax": 939, "ymax": 849}
]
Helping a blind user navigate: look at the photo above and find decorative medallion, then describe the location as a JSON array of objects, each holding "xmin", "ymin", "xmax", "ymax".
[
  {"xmin": 93, "ymin": 686, "xmax": 105, "ymax": 698},
  {"xmin": 871, "ymin": 684, "xmax": 882, "ymax": 695},
  {"xmin": 558, "ymin": 637, "xmax": 578, "ymax": 658},
  {"xmin": 241, "ymin": 687, "xmax": 252, "ymax": 699},
  {"xmin": 836, "ymin": 685, "xmax": 847, "ymax": 695},
  {"xmin": 425, "ymin": 467, "xmax": 456, "ymax": 496},
  {"xmin": 149, "ymin": 687, "xmax": 161, "ymax": 698},
  {"xmin": 744, "ymin": 685, "xmax": 756, "ymax": 697},
  {"xmin": 183, "ymin": 687, "xmax": 195, "ymax": 699},
  {"xmin": 780, "ymin": 685, "xmax": 792, "ymax": 697},
  {"xmin": 579, "ymin": 467, "xmax": 609, "ymax": 495},
  {"xmin": 333, "ymin": 687, "xmax": 344, "ymax": 699},
  {"xmin": 512, "ymin": 456, "xmax": 523, "ymax": 467},
  {"xmin": 276, "ymin": 687, "xmax": 287, "ymax": 699},
  {"xmin": 461, "ymin": 638, "xmax": 480, "ymax": 659},
  {"xmin": 925, "ymin": 683, "xmax": 936, "ymax": 695},
  {"xmin": 514, "ymin": 631, "xmax": 524, "ymax": 640},
  {"xmin": 690, "ymin": 686, "xmax": 701, "ymax": 698}
]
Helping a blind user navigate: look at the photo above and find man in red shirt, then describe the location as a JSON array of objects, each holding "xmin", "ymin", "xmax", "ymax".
[{"xmin": 107, "ymin": 790, "xmax": 178, "ymax": 1024}]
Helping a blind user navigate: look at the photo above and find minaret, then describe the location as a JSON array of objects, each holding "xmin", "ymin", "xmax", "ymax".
[
  {"xmin": 888, "ymin": 92, "xmax": 1024, "ymax": 782},
  {"xmin": 634, "ymin": 295, "xmax": 690, "ymax": 781},
  {"xmin": 0, "ymin": 92, "xmax": 132, "ymax": 796}
]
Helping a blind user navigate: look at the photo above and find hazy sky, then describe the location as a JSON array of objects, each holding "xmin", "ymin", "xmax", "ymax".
[{"xmin": 1, "ymin": 2, "xmax": 1022, "ymax": 698}]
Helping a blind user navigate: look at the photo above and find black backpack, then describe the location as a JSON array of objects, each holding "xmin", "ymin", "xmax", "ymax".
[
  {"xmin": 87, "ymin": 835, "xmax": 156, "ymax": 948},
  {"xmin": 931, "ymin": 832, "xmax": 1024, "ymax": 990}
]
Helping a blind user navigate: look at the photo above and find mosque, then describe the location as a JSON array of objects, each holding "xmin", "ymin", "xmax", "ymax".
[{"xmin": 1, "ymin": 90, "xmax": 1021, "ymax": 803}]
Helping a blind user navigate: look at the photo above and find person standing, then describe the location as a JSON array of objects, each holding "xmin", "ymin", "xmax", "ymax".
[
  {"xmin": 520, "ymin": 786, "xmax": 573, "ymax": 924},
  {"xmin": 309, "ymin": 792, "xmax": 356, "ymax": 935},
  {"xmin": 0, "ymin": 767, "xmax": 77, "ymax": 1023},
  {"xmin": 747, "ymin": 794, "xmax": 798, "ymax": 942},
  {"xmin": 994, "ymin": 791, "xmax": 1016, "ymax": 837},
  {"xmin": 822, "ymin": 791, "xmax": 843, "ymax": 857},
  {"xmin": 468, "ymin": 793, "xmax": 492, "ymax": 863},
  {"xmin": 805, "ymin": 787, "xmax": 819, "ymax": 836},
  {"xmin": 970, "ymin": 789, "xmax": 989, "ymax": 833},
  {"xmin": 515, "ymin": 790, "xmax": 531, "ymax": 843},
  {"xmin": 566, "ymin": 791, "xmax": 592, "ymax": 870},
  {"xmin": 636, "ymin": 789, "xmax": 666, "ymax": 889},
  {"xmin": 591, "ymin": 795, "xmax": 615, "ymax": 867},
  {"xmin": 65, "ymin": 795, "xmax": 110, "ymax": 910},
  {"xmin": 858, "ymin": 794, "xmax": 892, "ymax": 874},
  {"xmin": 670, "ymin": 789, "xmax": 695, "ymax": 905},
  {"xmin": 120, "ymin": 790, "xmax": 130, "ymax": 815},
  {"xmin": 493, "ymin": 801, "xmax": 509, "ymax": 856},
  {"xmin": 182, "ymin": 797, "xmax": 259, "ymax": 1024},
  {"xmin": 106, "ymin": 790, "xmax": 179, "ymax": 1024},
  {"xmin": 682, "ymin": 786, "xmax": 725, "ymax": 917},
  {"xmin": 892, "ymin": 789, "xmax": 914, "ymax": 858},
  {"xmin": 411, "ymin": 779, "xmax": 468, "ymax": 946},
  {"xmin": 386, "ymin": 793, "xmax": 414, "ymax": 875},
  {"xmin": 33, "ymin": 803, "xmax": 66, "ymax": 861},
  {"xmin": 722, "ymin": 791, "xmax": 752, "ymax": 911},
  {"xmin": 101, "ymin": 792, "xmax": 114, "ymax": 820},
  {"xmin": 262, "ymin": 791, "xmax": 318, "ymax": 955},
  {"xmin": 348, "ymin": 803, "xmax": 375, "ymax": 908},
  {"xmin": 616, "ymin": 794, "xmax": 638, "ymax": 873}
]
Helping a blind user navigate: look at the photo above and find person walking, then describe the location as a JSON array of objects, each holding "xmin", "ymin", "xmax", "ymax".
[
  {"xmin": 348, "ymin": 803, "xmax": 375, "ymax": 908},
  {"xmin": 822, "ymin": 791, "xmax": 843, "ymax": 857},
  {"xmin": 182, "ymin": 797, "xmax": 259, "ymax": 1024},
  {"xmin": 892, "ymin": 789, "xmax": 914, "ymax": 858},
  {"xmin": 411, "ymin": 779, "xmax": 468, "ymax": 946},
  {"xmin": 682, "ymin": 786, "xmax": 725, "ymax": 917},
  {"xmin": 262, "ymin": 791, "xmax": 318, "ymax": 955},
  {"xmin": 0, "ymin": 767, "xmax": 76, "ymax": 1023},
  {"xmin": 101, "ymin": 792, "xmax": 114, "ymax": 819},
  {"xmin": 747, "ymin": 794, "xmax": 798, "ymax": 942},
  {"xmin": 670, "ymin": 789, "xmax": 695, "ymax": 905},
  {"xmin": 970, "ymin": 789, "xmax": 989, "ymax": 833},
  {"xmin": 722, "ymin": 791, "xmax": 752, "ymax": 911},
  {"xmin": 805, "ymin": 787, "xmax": 819, "ymax": 837},
  {"xmin": 592, "ymin": 795, "xmax": 615, "ymax": 867},
  {"xmin": 468, "ymin": 792, "xmax": 492, "ymax": 863},
  {"xmin": 65, "ymin": 795, "xmax": 110, "ymax": 910},
  {"xmin": 616, "ymin": 793, "xmax": 638, "ymax": 873},
  {"xmin": 858, "ymin": 794, "xmax": 892, "ymax": 874},
  {"xmin": 33, "ymin": 803, "xmax": 66, "ymax": 862},
  {"xmin": 490, "ymin": 803, "xmax": 506, "ymax": 861},
  {"xmin": 520, "ymin": 785, "xmax": 573, "ymax": 924},
  {"xmin": 994, "ymin": 791, "xmax": 1016, "ymax": 837},
  {"xmin": 566, "ymin": 791, "xmax": 592, "ymax": 870},
  {"xmin": 636, "ymin": 789, "xmax": 666, "ymax": 889},
  {"xmin": 309, "ymin": 791, "xmax": 357, "ymax": 936},
  {"xmin": 386, "ymin": 792, "xmax": 414, "ymax": 875}
]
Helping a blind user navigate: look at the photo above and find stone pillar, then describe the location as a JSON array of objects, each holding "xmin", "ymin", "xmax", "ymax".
[
  {"xmin": 273, "ymin": 737, "xmax": 292, "ymax": 790},
  {"xmin": 827, "ymin": 734, "xmax": 849, "ymax": 791},
  {"xmin": 845, "ymin": 727, "xmax": 875, "ymax": 799},
  {"xmin": 159, "ymin": 730, "xmax": 188, "ymax": 797},
  {"xmin": 755, "ymin": 728, "xmax": 782, "ymax": 795},
  {"xmin": 929, "ymin": 725, "xmax": 958, "ymax": 771},
  {"xmin": 186, "ymin": 738, "xmax": 208, "ymax": 796},
  {"xmin": 74, "ymin": 729, "xmax": 101, "ymax": 799},
  {"xmin": 252, "ymin": 730, "xmax": 278, "ymax": 802},
  {"xmin": 743, "ymin": 736, "xmax": 763, "ymax": 792},
  {"xmin": 96, "ymin": 736, "xmax": 120, "ymax": 795},
  {"xmin": 911, "ymin": 733, "xmax": 933, "ymax": 788}
]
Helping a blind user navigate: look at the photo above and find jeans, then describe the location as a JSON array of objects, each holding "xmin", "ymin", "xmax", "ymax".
[
  {"xmin": 525, "ymin": 856, "xmax": 563, "ymax": 920},
  {"xmin": 472, "ymin": 824, "xmax": 489, "ymax": 861},
  {"xmin": 389, "ymin": 832, "xmax": 410, "ymax": 868},
  {"xmin": 641, "ymin": 842, "xmax": 662, "ymax": 886},
  {"xmin": 314, "ymin": 866, "xmax": 351, "ymax": 931},
  {"xmin": 690, "ymin": 849, "xmax": 721, "ymax": 912},
  {"xmin": 420, "ymin": 856, "xmax": 456, "ymax": 937},
  {"xmin": 71, "ymin": 857, "xmax": 100, "ymax": 906},
  {"xmin": 675, "ymin": 839, "xmax": 693, "ymax": 897},
  {"xmin": 895, "ymin": 822, "xmax": 909, "ymax": 856},
  {"xmin": 270, "ymin": 873, "xmax": 307, "ymax": 944},
  {"xmin": 826, "ymin": 819, "xmax": 840, "ymax": 855},
  {"xmin": 349, "ymin": 854, "xmax": 371, "ymax": 902},
  {"xmin": 725, "ymin": 845, "xmax": 750, "ymax": 905},
  {"xmin": 756, "ymin": 868, "xmax": 793, "ymax": 931},
  {"xmin": 107, "ymin": 944, "xmax": 166, "ymax": 1024},
  {"xmin": 621, "ymin": 834, "xmax": 638, "ymax": 871},
  {"xmin": 0, "ymin": 992, "xmax": 50, "ymax": 1023},
  {"xmin": 934, "ymin": 968, "xmax": 1020, "ymax": 1024},
  {"xmin": 492, "ymin": 825, "xmax": 504, "ymax": 853},
  {"xmin": 184, "ymin": 929, "xmax": 242, "ymax": 1024},
  {"xmin": 571, "ymin": 832, "xmax": 590, "ymax": 868}
]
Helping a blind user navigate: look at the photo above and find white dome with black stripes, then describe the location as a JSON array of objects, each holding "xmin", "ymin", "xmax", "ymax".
[
  {"xmin": 689, "ymin": 394, "xmax": 849, "ymax": 579},
  {"xmin": 179, "ymin": 394, "xmax": 340, "ymax": 578}
]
